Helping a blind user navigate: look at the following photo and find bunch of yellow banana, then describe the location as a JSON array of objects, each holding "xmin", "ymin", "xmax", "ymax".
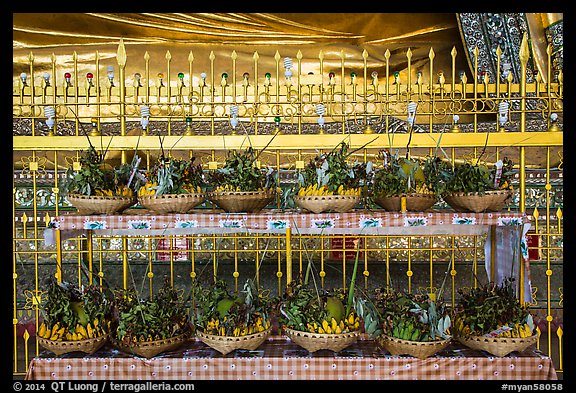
[
  {"xmin": 306, "ymin": 313, "xmax": 360, "ymax": 334},
  {"xmin": 213, "ymin": 185, "xmax": 267, "ymax": 192},
  {"xmin": 297, "ymin": 184, "xmax": 362, "ymax": 197},
  {"xmin": 94, "ymin": 188, "xmax": 114, "ymax": 197},
  {"xmin": 38, "ymin": 319, "xmax": 109, "ymax": 341},
  {"xmin": 204, "ymin": 316, "xmax": 271, "ymax": 336},
  {"xmin": 497, "ymin": 323, "xmax": 534, "ymax": 338},
  {"xmin": 137, "ymin": 182, "xmax": 158, "ymax": 197},
  {"xmin": 115, "ymin": 185, "xmax": 133, "ymax": 197},
  {"xmin": 453, "ymin": 317, "xmax": 533, "ymax": 338},
  {"xmin": 413, "ymin": 184, "xmax": 430, "ymax": 194},
  {"xmin": 183, "ymin": 184, "xmax": 203, "ymax": 193}
]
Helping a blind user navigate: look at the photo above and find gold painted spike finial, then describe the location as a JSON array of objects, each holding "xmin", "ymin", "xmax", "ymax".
[
  {"xmin": 166, "ymin": 50, "xmax": 172, "ymax": 60},
  {"xmin": 144, "ymin": 51, "xmax": 150, "ymax": 61},
  {"xmin": 406, "ymin": 48, "xmax": 412, "ymax": 60},
  {"xmin": 28, "ymin": 51, "xmax": 34, "ymax": 62},
  {"xmin": 429, "ymin": 47, "xmax": 435, "ymax": 60},
  {"xmin": 44, "ymin": 213, "xmax": 51, "ymax": 227},
  {"xmin": 532, "ymin": 208, "xmax": 539, "ymax": 219},
  {"xmin": 188, "ymin": 51, "xmax": 194, "ymax": 62},
  {"xmin": 362, "ymin": 49, "xmax": 369, "ymax": 59},
  {"xmin": 384, "ymin": 49, "xmax": 390, "ymax": 60},
  {"xmin": 451, "ymin": 46, "xmax": 457, "ymax": 58},
  {"xmin": 51, "ymin": 53, "xmax": 57, "ymax": 63},
  {"xmin": 274, "ymin": 51, "xmax": 280, "ymax": 61},
  {"xmin": 556, "ymin": 207, "xmax": 562, "ymax": 219},
  {"xmin": 318, "ymin": 50, "xmax": 324, "ymax": 61},
  {"xmin": 296, "ymin": 50, "xmax": 303, "ymax": 60},
  {"xmin": 495, "ymin": 46, "xmax": 502, "ymax": 58},
  {"xmin": 253, "ymin": 51, "xmax": 259, "ymax": 61},
  {"xmin": 117, "ymin": 39, "xmax": 127, "ymax": 67},
  {"xmin": 209, "ymin": 51, "xmax": 215, "ymax": 61},
  {"xmin": 519, "ymin": 32, "xmax": 530, "ymax": 66},
  {"xmin": 231, "ymin": 50, "xmax": 238, "ymax": 60}
]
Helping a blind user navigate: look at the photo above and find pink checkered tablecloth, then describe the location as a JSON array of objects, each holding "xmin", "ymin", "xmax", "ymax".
[
  {"xmin": 25, "ymin": 336, "xmax": 557, "ymax": 381},
  {"xmin": 52, "ymin": 209, "xmax": 526, "ymax": 235}
]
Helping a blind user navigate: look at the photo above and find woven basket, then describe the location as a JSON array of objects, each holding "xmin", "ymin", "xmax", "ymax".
[
  {"xmin": 67, "ymin": 194, "xmax": 137, "ymax": 215},
  {"xmin": 456, "ymin": 333, "xmax": 538, "ymax": 357},
  {"xmin": 196, "ymin": 327, "xmax": 272, "ymax": 355},
  {"xmin": 293, "ymin": 195, "xmax": 361, "ymax": 214},
  {"xmin": 38, "ymin": 334, "xmax": 109, "ymax": 356},
  {"xmin": 374, "ymin": 193, "xmax": 437, "ymax": 212},
  {"xmin": 284, "ymin": 328, "xmax": 360, "ymax": 353},
  {"xmin": 113, "ymin": 332, "xmax": 189, "ymax": 358},
  {"xmin": 443, "ymin": 189, "xmax": 513, "ymax": 213},
  {"xmin": 138, "ymin": 193, "xmax": 206, "ymax": 214},
  {"xmin": 377, "ymin": 334, "xmax": 451, "ymax": 360},
  {"xmin": 208, "ymin": 190, "xmax": 276, "ymax": 213}
]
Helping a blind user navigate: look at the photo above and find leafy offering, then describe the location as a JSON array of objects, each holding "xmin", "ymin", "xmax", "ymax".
[
  {"xmin": 443, "ymin": 157, "xmax": 515, "ymax": 195},
  {"xmin": 454, "ymin": 278, "xmax": 535, "ymax": 338},
  {"xmin": 191, "ymin": 278, "xmax": 272, "ymax": 337},
  {"xmin": 371, "ymin": 150, "xmax": 431, "ymax": 197},
  {"xmin": 138, "ymin": 155, "xmax": 204, "ymax": 197},
  {"xmin": 296, "ymin": 142, "xmax": 369, "ymax": 197},
  {"xmin": 207, "ymin": 147, "xmax": 276, "ymax": 192},
  {"xmin": 37, "ymin": 279, "xmax": 111, "ymax": 341},
  {"xmin": 61, "ymin": 146, "xmax": 137, "ymax": 197},
  {"xmin": 372, "ymin": 289, "xmax": 451, "ymax": 342},
  {"xmin": 112, "ymin": 279, "xmax": 191, "ymax": 345}
]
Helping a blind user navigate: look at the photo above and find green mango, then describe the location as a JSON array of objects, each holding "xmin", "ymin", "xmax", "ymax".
[
  {"xmin": 71, "ymin": 301, "xmax": 89, "ymax": 327},
  {"xmin": 325, "ymin": 296, "xmax": 345, "ymax": 323}
]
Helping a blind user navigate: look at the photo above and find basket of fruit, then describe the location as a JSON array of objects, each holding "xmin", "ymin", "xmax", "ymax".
[
  {"xmin": 191, "ymin": 278, "xmax": 273, "ymax": 355},
  {"xmin": 37, "ymin": 279, "xmax": 112, "ymax": 356},
  {"xmin": 370, "ymin": 152, "xmax": 439, "ymax": 212},
  {"xmin": 61, "ymin": 146, "xmax": 138, "ymax": 214},
  {"xmin": 453, "ymin": 278, "xmax": 538, "ymax": 357},
  {"xmin": 439, "ymin": 157, "xmax": 515, "ymax": 213},
  {"xmin": 276, "ymin": 279, "xmax": 381, "ymax": 353},
  {"xmin": 206, "ymin": 147, "xmax": 277, "ymax": 213},
  {"xmin": 372, "ymin": 288, "xmax": 452, "ymax": 359},
  {"xmin": 292, "ymin": 142, "xmax": 368, "ymax": 214},
  {"xmin": 137, "ymin": 155, "xmax": 206, "ymax": 213},
  {"xmin": 111, "ymin": 278, "xmax": 191, "ymax": 358}
]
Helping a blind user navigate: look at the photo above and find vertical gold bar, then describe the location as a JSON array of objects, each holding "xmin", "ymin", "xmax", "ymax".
[
  {"xmin": 55, "ymin": 229, "xmax": 62, "ymax": 284},
  {"xmin": 451, "ymin": 235, "xmax": 456, "ymax": 307},
  {"xmin": 546, "ymin": 147, "xmax": 553, "ymax": 356},
  {"xmin": 363, "ymin": 235, "xmax": 369, "ymax": 291},
  {"xmin": 166, "ymin": 50, "xmax": 172, "ymax": 135},
  {"xmin": 190, "ymin": 235, "xmax": 196, "ymax": 283},
  {"xmin": 407, "ymin": 237, "xmax": 412, "ymax": 293},
  {"xmin": 117, "ymin": 40, "xmax": 127, "ymax": 164},
  {"xmin": 385, "ymin": 236, "xmax": 390, "ymax": 291},
  {"xmin": 212, "ymin": 234, "xmax": 217, "ymax": 283},
  {"xmin": 518, "ymin": 33, "xmax": 529, "ymax": 214},
  {"xmin": 255, "ymin": 235, "xmax": 260, "ymax": 288},
  {"xmin": 320, "ymin": 235, "xmax": 325, "ymax": 288},
  {"xmin": 234, "ymin": 234, "xmax": 239, "ymax": 292},
  {"xmin": 87, "ymin": 231, "xmax": 93, "ymax": 285},
  {"xmin": 286, "ymin": 227, "xmax": 292, "ymax": 286},
  {"xmin": 342, "ymin": 234, "xmax": 346, "ymax": 290},
  {"xmin": 170, "ymin": 236, "xmax": 175, "ymax": 287},
  {"xmin": 122, "ymin": 236, "xmax": 129, "ymax": 289},
  {"xmin": 490, "ymin": 226, "xmax": 496, "ymax": 283},
  {"xmin": 277, "ymin": 234, "xmax": 282, "ymax": 296}
]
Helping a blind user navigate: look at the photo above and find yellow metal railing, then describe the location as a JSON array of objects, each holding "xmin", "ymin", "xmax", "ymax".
[{"xmin": 13, "ymin": 34, "xmax": 562, "ymax": 377}]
